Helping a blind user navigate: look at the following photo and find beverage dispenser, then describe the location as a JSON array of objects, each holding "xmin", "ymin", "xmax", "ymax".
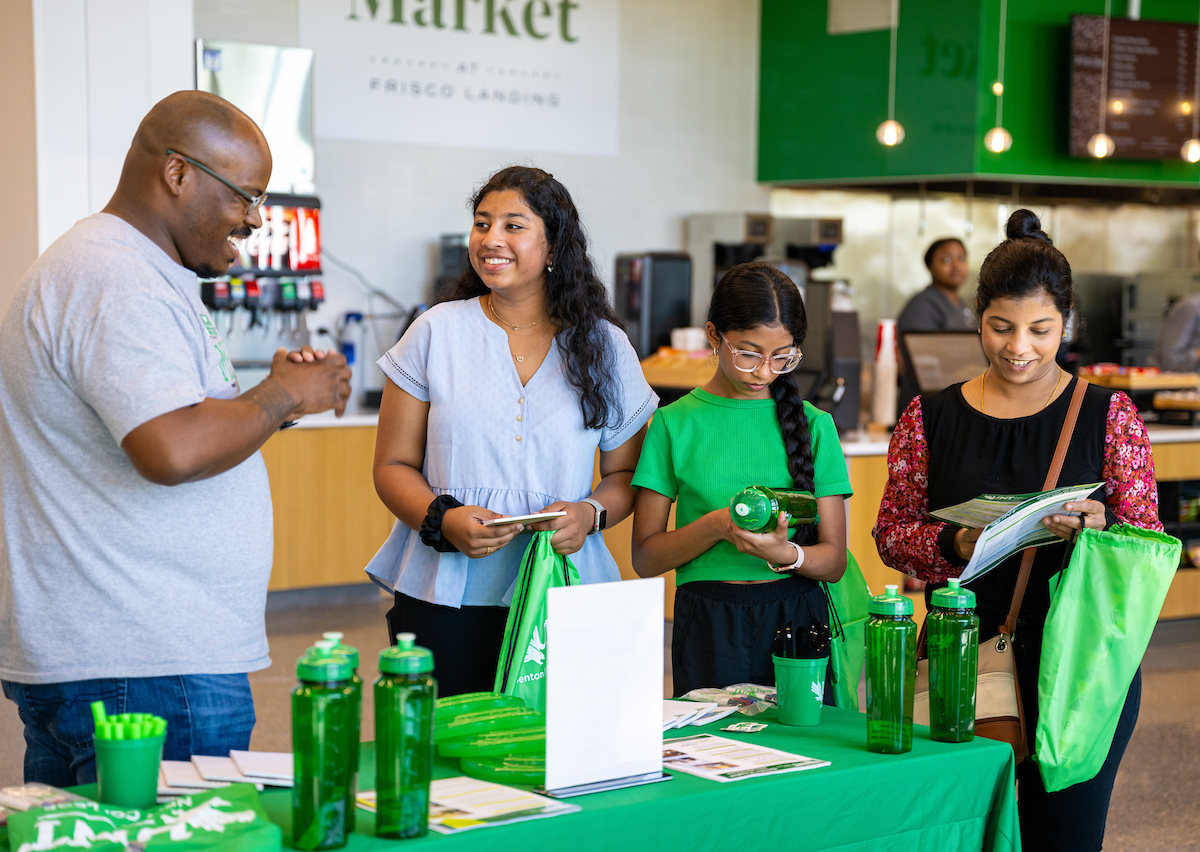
[{"xmin": 199, "ymin": 194, "xmax": 325, "ymax": 389}]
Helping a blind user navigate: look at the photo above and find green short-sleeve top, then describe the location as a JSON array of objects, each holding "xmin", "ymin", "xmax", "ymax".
[{"xmin": 632, "ymin": 388, "xmax": 852, "ymax": 584}]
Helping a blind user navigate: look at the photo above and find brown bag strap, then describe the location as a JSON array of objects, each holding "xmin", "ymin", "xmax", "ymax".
[{"xmin": 1001, "ymin": 378, "xmax": 1088, "ymax": 639}]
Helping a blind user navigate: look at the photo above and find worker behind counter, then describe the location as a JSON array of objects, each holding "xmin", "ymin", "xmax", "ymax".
[
  {"xmin": 896, "ymin": 237, "xmax": 978, "ymax": 413},
  {"xmin": 1151, "ymin": 292, "xmax": 1200, "ymax": 373},
  {"xmin": 0, "ymin": 91, "xmax": 350, "ymax": 786}
]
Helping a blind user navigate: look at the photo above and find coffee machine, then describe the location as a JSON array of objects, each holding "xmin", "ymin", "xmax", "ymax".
[{"xmin": 684, "ymin": 214, "xmax": 843, "ymax": 326}]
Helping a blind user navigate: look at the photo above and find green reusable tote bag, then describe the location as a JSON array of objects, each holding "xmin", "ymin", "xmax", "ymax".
[
  {"xmin": 494, "ymin": 531, "xmax": 581, "ymax": 713},
  {"xmin": 1035, "ymin": 523, "xmax": 1180, "ymax": 793},
  {"xmin": 824, "ymin": 550, "xmax": 871, "ymax": 710}
]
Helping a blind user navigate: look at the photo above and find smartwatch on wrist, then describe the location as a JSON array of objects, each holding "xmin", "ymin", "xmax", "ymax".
[{"xmin": 581, "ymin": 498, "xmax": 607, "ymax": 535}]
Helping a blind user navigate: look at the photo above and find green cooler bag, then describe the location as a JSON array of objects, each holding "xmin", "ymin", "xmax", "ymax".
[
  {"xmin": 494, "ymin": 531, "xmax": 581, "ymax": 712},
  {"xmin": 1035, "ymin": 523, "xmax": 1180, "ymax": 792},
  {"xmin": 824, "ymin": 550, "xmax": 871, "ymax": 710}
]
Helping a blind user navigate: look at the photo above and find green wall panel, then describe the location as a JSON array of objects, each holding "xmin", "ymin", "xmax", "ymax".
[{"xmin": 760, "ymin": 0, "xmax": 1200, "ymax": 186}]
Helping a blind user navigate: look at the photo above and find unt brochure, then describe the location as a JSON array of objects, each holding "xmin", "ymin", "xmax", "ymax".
[
  {"xmin": 662, "ymin": 733, "xmax": 830, "ymax": 782},
  {"xmin": 357, "ymin": 778, "xmax": 579, "ymax": 833},
  {"xmin": 931, "ymin": 482, "xmax": 1103, "ymax": 582}
]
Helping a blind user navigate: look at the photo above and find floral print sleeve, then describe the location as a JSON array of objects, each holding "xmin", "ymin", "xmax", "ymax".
[
  {"xmin": 872, "ymin": 398, "xmax": 963, "ymax": 582},
  {"xmin": 1104, "ymin": 392, "xmax": 1162, "ymax": 532}
]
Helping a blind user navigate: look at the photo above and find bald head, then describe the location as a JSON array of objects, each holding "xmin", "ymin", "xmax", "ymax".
[
  {"xmin": 122, "ymin": 91, "xmax": 270, "ymax": 189},
  {"xmin": 104, "ymin": 91, "xmax": 273, "ymax": 276}
]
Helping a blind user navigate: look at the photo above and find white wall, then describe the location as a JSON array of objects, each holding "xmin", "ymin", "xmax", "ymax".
[
  {"xmin": 32, "ymin": 0, "xmax": 194, "ymax": 255},
  {"xmin": 195, "ymin": 0, "xmax": 770, "ymax": 366}
]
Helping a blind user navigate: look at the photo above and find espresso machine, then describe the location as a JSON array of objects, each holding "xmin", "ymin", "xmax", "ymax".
[{"xmin": 684, "ymin": 214, "xmax": 843, "ymax": 326}]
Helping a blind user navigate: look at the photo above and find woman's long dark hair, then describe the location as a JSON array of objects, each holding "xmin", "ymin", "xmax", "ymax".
[
  {"xmin": 708, "ymin": 262, "xmax": 817, "ymax": 544},
  {"xmin": 449, "ymin": 166, "xmax": 622, "ymax": 430}
]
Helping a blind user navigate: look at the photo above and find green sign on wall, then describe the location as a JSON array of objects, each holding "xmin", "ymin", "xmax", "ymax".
[{"xmin": 759, "ymin": 0, "xmax": 1200, "ymax": 187}]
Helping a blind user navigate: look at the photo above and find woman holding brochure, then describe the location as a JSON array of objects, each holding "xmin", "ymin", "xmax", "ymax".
[
  {"xmin": 872, "ymin": 210, "xmax": 1160, "ymax": 852},
  {"xmin": 367, "ymin": 166, "xmax": 657, "ymax": 696}
]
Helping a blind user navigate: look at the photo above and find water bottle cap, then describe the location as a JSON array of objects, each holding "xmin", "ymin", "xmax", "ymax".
[
  {"xmin": 379, "ymin": 632, "xmax": 434, "ymax": 674},
  {"xmin": 868, "ymin": 583, "xmax": 913, "ymax": 616},
  {"xmin": 729, "ymin": 488, "xmax": 774, "ymax": 530},
  {"xmin": 931, "ymin": 578, "xmax": 976, "ymax": 609},
  {"xmin": 321, "ymin": 632, "xmax": 360, "ymax": 669},
  {"xmin": 296, "ymin": 643, "xmax": 354, "ymax": 682}
]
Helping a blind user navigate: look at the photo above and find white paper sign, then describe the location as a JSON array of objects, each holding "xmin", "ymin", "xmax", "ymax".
[
  {"xmin": 544, "ymin": 578, "xmax": 663, "ymax": 791},
  {"xmin": 297, "ymin": 0, "xmax": 619, "ymax": 155}
]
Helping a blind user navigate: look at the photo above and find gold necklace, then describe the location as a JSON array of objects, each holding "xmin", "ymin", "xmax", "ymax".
[
  {"xmin": 980, "ymin": 368, "xmax": 1063, "ymax": 416},
  {"xmin": 487, "ymin": 295, "xmax": 548, "ymax": 331},
  {"xmin": 508, "ymin": 328, "xmax": 553, "ymax": 364}
]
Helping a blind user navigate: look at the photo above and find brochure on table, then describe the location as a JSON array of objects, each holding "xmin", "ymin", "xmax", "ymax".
[
  {"xmin": 931, "ymin": 482, "xmax": 1102, "ymax": 582},
  {"xmin": 358, "ymin": 779, "xmax": 578, "ymax": 834},
  {"xmin": 663, "ymin": 733, "xmax": 830, "ymax": 782},
  {"xmin": 543, "ymin": 577, "xmax": 665, "ymax": 794}
]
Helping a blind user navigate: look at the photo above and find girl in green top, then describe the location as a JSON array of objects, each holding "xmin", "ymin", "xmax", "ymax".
[{"xmin": 631, "ymin": 262, "xmax": 852, "ymax": 696}]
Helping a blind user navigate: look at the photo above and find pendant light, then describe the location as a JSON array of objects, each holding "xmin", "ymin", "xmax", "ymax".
[
  {"xmin": 985, "ymin": 0, "xmax": 1013, "ymax": 153},
  {"xmin": 876, "ymin": 0, "xmax": 905, "ymax": 146},
  {"xmin": 1181, "ymin": 6, "xmax": 1200, "ymax": 162},
  {"xmin": 1088, "ymin": 0, "xmax": 1115, "ymax": 158}
]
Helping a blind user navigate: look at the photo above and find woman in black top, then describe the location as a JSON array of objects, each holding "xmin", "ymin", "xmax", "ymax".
[{"xmin": 873, "ymin": 210, "xmax": 1162, "ymax": 852}]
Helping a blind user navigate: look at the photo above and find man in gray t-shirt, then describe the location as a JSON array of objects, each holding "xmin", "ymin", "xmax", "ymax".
[{"xmin": 0, "ymin": 92, "xmax": 350, "ymax": 786}]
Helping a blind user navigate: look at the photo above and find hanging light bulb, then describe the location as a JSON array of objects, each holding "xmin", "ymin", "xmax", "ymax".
[
  {"xmin": 876, "ymin": 119, "xmax": 905, "ymax": 146},
  {"xmin": 985, "ymin": 127, "xmax": 1013, "ymax": 153},
  {"xmin": 1088, "ymin": 133, "xmax": 1115, "ymax": 158},
  {"xmin": 1183, "ymin": 138, "xmax": 1200, "ymax": 163}
]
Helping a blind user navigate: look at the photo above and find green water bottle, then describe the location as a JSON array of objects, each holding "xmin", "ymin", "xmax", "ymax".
[
  {"xmin": 928, "ymin": 579, "xmax": 979, "ymax": 743},
  {"xmin": 375, "ymin": 633, "xmax": 437, "ymax": 840},
  {"xmin": 322, "ymin": 632, "xmax": 362, "ymax": 831},
  {"xmin": 865, "ymin": 584, "xmax": 917, "ymax": 754},
  {"xmin": 293, "ymin": 643, "xmax": 356, "ymax": 850},
  {"xmin": 729, "ymin": 486, "xmax": 818, "ymax": 532}
]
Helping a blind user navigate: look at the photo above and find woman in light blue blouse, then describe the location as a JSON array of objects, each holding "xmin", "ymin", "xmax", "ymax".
[{"xmin": 367, "ymin": 166, "xmax": 658, "ymax": 695}]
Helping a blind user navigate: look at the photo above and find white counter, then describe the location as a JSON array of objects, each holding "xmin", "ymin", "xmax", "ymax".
[{"xmin": 286, "ymin": 411, "xmax": 1200, "ymax": 455}]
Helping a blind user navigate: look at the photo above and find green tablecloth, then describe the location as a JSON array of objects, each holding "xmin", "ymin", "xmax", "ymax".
[
  {"xmin": 1, "ymin": 707, "xmax": 1019, "ymax": 852},
  {"xmin": 275, "ymin": 706, "xmax": 1019, "ymax": 852}
]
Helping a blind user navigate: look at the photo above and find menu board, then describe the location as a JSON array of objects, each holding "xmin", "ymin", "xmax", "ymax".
[{"xmin": 1070, "ymin": 15, "xmax": 1200, "ymax": 160}]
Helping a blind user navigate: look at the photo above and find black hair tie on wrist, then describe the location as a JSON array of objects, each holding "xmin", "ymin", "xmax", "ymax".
[{"xmin": 420, "ymin": 495, "xmax": 465, "ymax": 552}]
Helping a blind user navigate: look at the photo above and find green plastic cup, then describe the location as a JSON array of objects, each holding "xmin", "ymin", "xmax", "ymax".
[
  {"xmin": 773, "ymin": 655, "xmax": 828, "ymax": 727},
  {"xmin": 95, "ymin": 732, "xmax": 165, "ymax": 808}
]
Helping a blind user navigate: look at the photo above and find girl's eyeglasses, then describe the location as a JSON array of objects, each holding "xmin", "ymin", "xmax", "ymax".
[{"xmin": 721, "ymin": 335, "xmax": 803, "ymax": 374}]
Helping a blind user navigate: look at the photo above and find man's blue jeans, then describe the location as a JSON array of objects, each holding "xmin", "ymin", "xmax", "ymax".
[{"xmin": 2, "ymin": 674, "xmax": 256, "ymax": 786}]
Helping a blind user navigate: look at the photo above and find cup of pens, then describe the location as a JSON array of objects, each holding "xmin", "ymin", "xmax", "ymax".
[
  {"xmin": 772, "ymin": 622, "xmax": 831, "ymax": 727},
  {"xmin": 91, "ymin": 701, "xmax": 167, "ymax": 808}
]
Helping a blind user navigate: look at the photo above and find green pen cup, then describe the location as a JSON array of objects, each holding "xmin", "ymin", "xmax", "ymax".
[
  {"xmin": 773, "ymin": 655, "xmax": 828, "ymax": 727},
  {"xmin": 95, "ymin": 731, "xmax": 166, "ymax": 808}
]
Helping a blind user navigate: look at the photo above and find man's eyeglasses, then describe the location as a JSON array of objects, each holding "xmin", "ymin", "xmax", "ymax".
[
  {"xmin": 721, "ymin": 335, "xmax": 803, "ymax": 374},
  {"xmin": 166, "ymin": 149, "xmax": 267, "ymax": 212}
]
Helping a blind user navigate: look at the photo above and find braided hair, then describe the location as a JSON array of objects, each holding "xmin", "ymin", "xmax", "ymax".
[{"xmin": 708, "ymin": 262, "xmax": 818, "ymax": 545}]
